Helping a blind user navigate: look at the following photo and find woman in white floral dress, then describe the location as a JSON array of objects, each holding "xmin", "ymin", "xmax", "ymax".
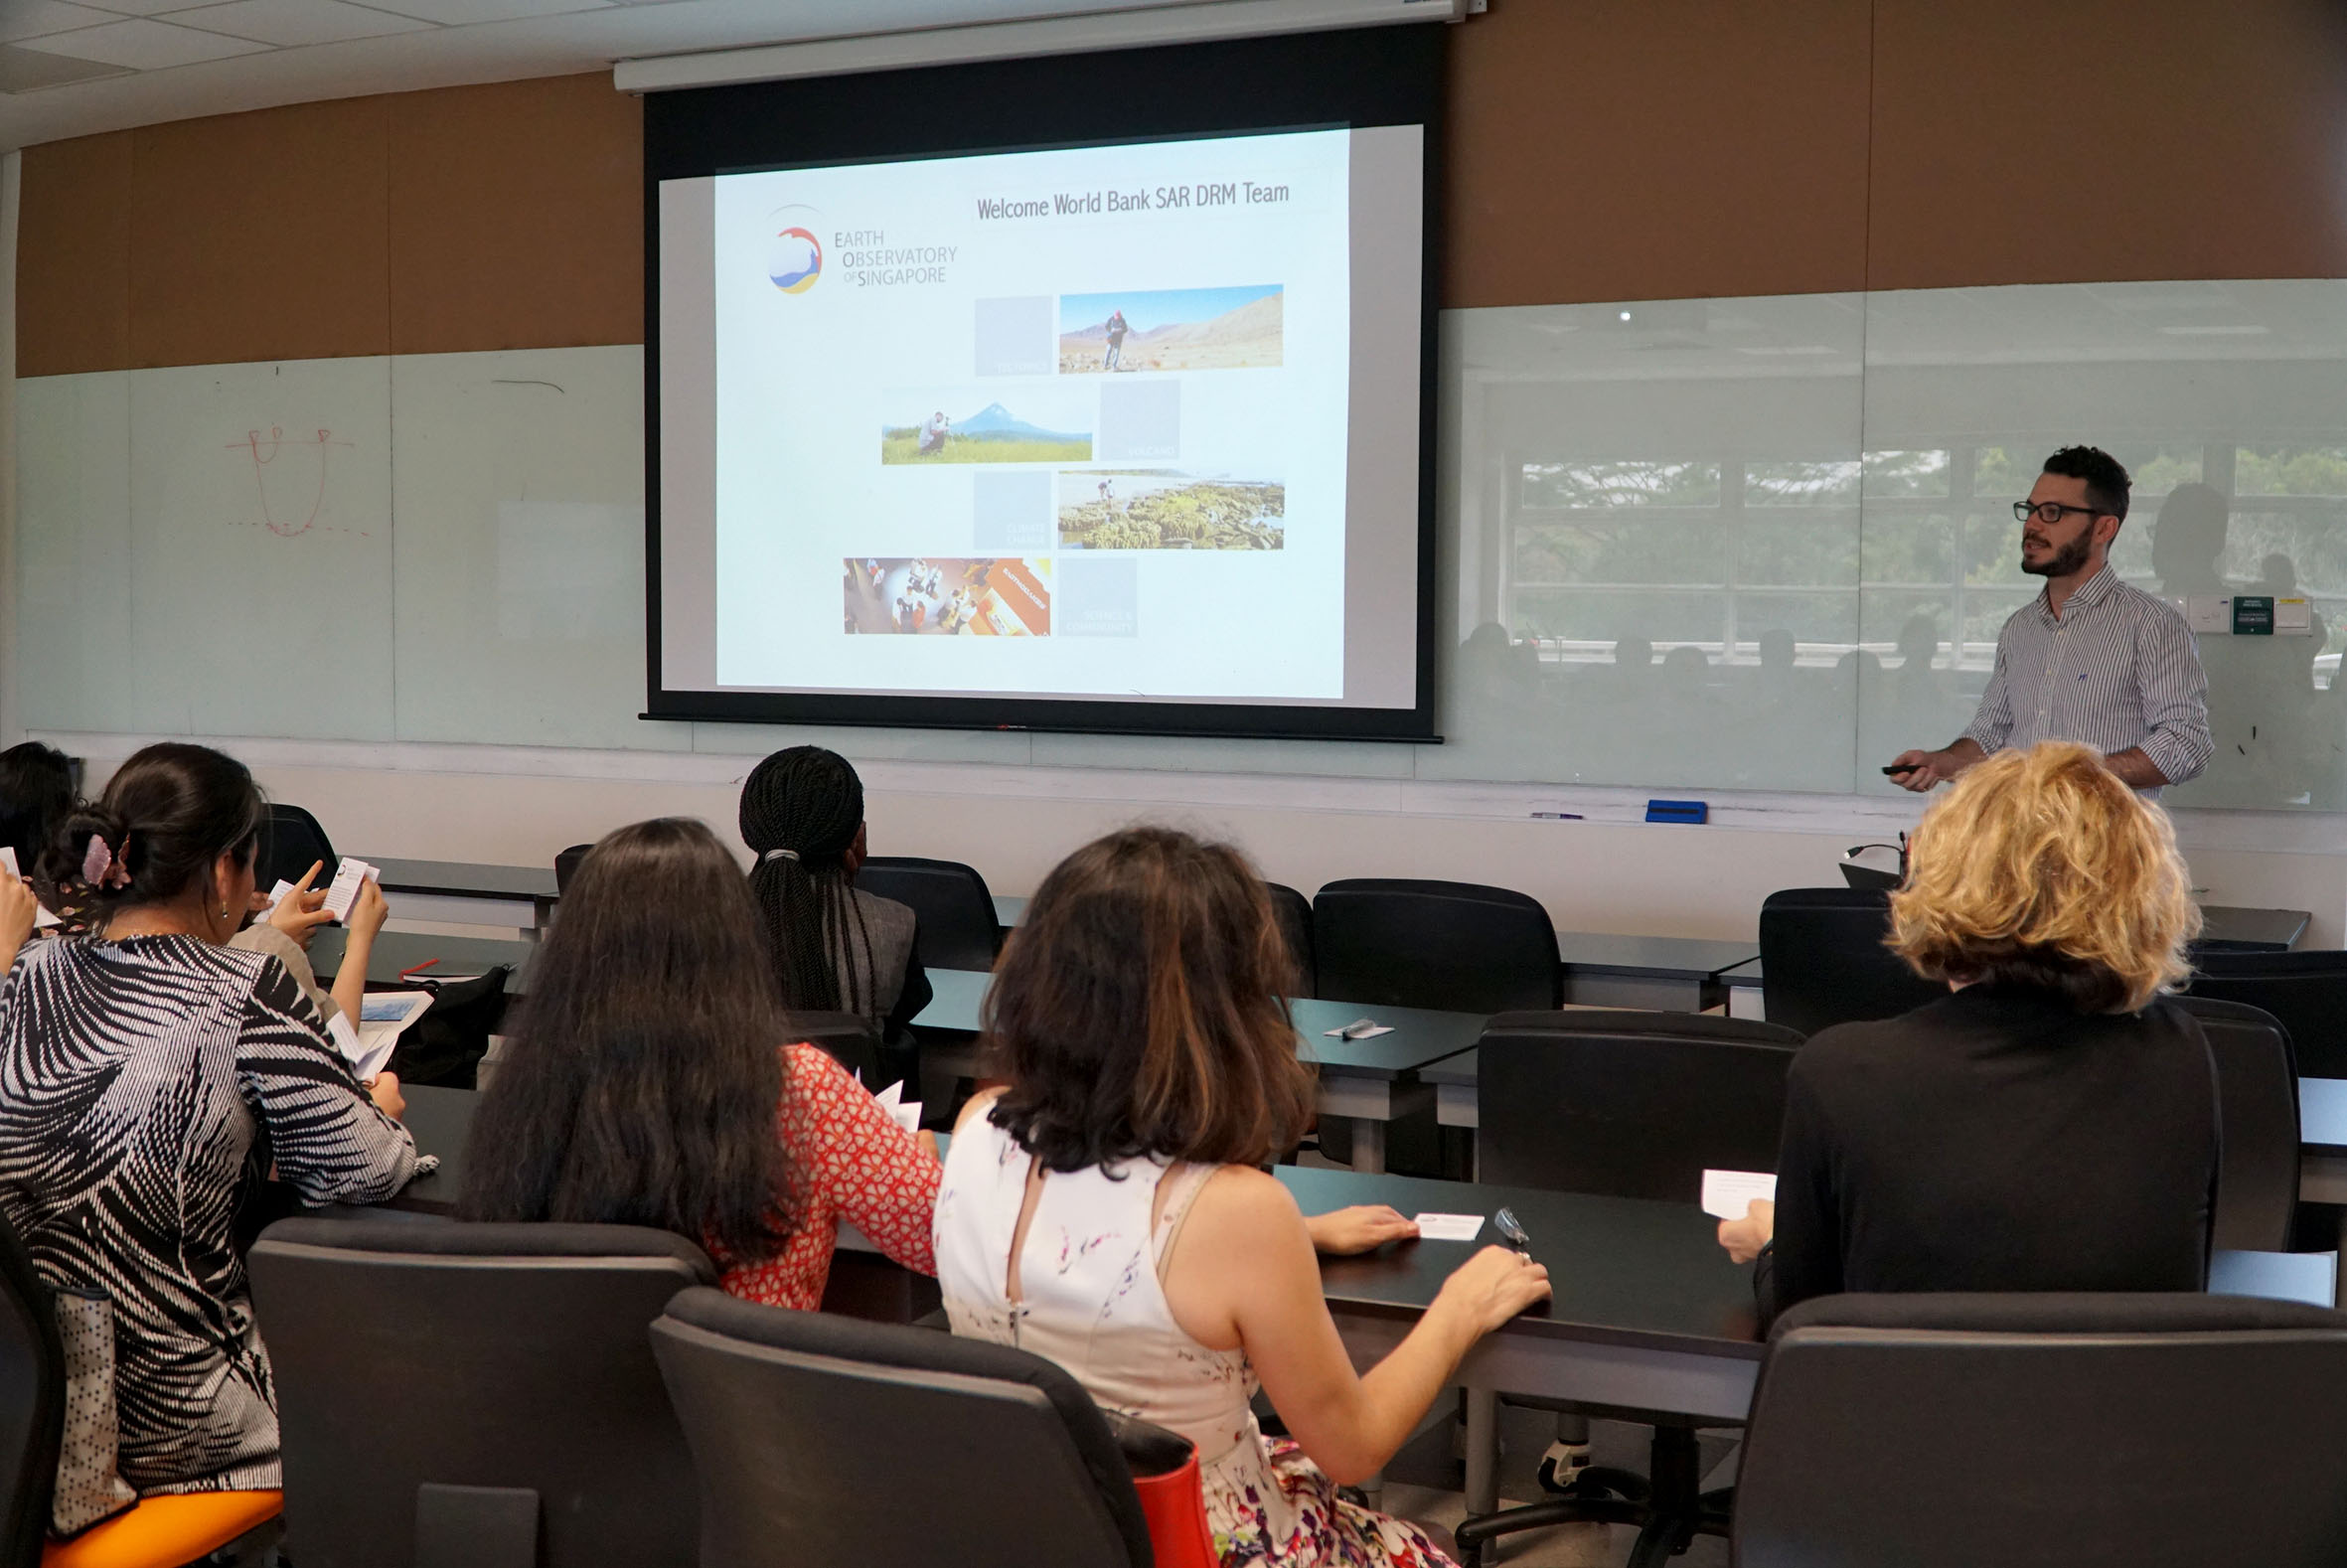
[{"xmin": 935, "ymin": 827, "xmax": 1551, "ymax": 1568}]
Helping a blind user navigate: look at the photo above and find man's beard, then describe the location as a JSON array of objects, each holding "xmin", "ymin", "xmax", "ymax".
[{"xmin": 2022, "ymin": 534, "xmax": 2093, "ymax": 578}]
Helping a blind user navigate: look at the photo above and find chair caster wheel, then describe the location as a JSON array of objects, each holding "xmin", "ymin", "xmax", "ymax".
[{"xmin": 1536, "ymin": 1440, "xmax": 1591, "ymax": 1495}]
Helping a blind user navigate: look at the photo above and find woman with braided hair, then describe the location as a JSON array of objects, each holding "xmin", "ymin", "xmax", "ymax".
[{"xmin": 740, "ymin": 746, "xmax": 932, "ymax": 1090}]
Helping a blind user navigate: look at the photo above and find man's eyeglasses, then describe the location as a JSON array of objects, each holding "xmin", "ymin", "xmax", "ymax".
[{"xmin": 2012, "ymin": 500, "xmax": 2105, "ymax": 525}]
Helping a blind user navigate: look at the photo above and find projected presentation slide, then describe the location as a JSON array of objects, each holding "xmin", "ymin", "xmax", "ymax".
[{"xmin": 701, "ymin": 129, "xmax": 1359, "ymax": 701}]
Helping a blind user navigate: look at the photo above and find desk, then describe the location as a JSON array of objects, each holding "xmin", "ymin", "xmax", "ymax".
[
  {"xmin": 307, "ymin": 928, "xmax": 538, "ymax": 994},
  {"xmin": 366, "ymin": 858, "xmax": 561, "ymax": 938},
  {"xmin": 911, "ymin": 970, "xmax": 1485, "ymax": 1174},
  {"xmin": 992, "ymin": 894, "xmax": 1025, "ymax": 930},
  {"xmin": 2198, "ymin": 905, "xmax": 2311, "ymax": 953},
  {"xmin": 1554, "ymin": 934, "xmax": 1757, "ymax": 1013},
  {"xmin": 385, "ymin": 1083, "xmax": 474, "ymax": 1216}
]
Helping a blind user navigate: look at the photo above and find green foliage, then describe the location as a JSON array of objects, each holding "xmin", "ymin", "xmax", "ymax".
[
  {"xmin": 881, "ymin": 430, "xmax": 1092, "ymax": 465},
  {"xmin": 2238, "ymin": 447, "xmax": 2347, "ymax": 498},
  {"xmin": 1058, "ymin": 482, "xmax": 1285, "ymax": 550}
]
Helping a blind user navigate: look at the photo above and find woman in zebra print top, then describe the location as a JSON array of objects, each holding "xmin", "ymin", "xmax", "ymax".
[{"xmin": 0, "ymin": 744, "xmax": 418, "ymax": 1494}]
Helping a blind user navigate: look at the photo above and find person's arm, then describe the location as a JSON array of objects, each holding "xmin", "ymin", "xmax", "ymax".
[
  {"xmin": 330, "ymin": 877, "xmax": 390, "ymax": 1031},
  {"xmin": 2128, "ymin": 607, "xmax": 2214, "ymax": 788},
  {"xmin": 784, "ymin": 1044, "xmax": 941, "ymax": 1276},
  {"xmin": 235, "ymin": 957, "xmax": 418, "ymax": 1207},
  {"xmin": 0, "ymin": 873, "xmax": 37, "ymax": 980},
  {"xmin": 1747, "ymin": 1061, "xmax": 1842, "ymax": 1328},
  {"xmin": 1163, "ymin": 1168, "xmax": 1549, "ymax": 1486},
  {"xmin": 1887, "ymin": 735, "xmax": 1986, "ymax": 792}
]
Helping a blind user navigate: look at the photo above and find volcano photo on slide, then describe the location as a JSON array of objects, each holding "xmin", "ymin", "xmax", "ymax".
[
  {"xmin": 1059, "ymin": 285, "xmax": 1283, "ymax": 374},
  {"xmin": 881, "ymin": 386, "xmax": 1094, "ymax": 464}
]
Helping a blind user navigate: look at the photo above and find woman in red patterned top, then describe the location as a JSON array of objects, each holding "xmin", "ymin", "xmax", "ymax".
[{"xmin": 460, "ymin": 817, "xmax": 938, "ymax": 1309}]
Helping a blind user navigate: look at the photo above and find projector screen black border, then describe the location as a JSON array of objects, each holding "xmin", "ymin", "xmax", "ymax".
[{"xmin": 641, "ymin": 23, "xmax": 1446, "ymax": 742}]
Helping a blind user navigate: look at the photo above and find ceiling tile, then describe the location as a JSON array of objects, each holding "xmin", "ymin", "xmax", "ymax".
[
  {"xmin": 164, "ymin": 0, "xmax": 436, "ymax": 46},
  {"xmin": 63, "ymin": 1, "xmax": 202, "ymax": 14},
  {"xmin": 0, "ymin": 40, "xmax": 129, "ymax": 89},
  {"xmin": 16, "ymin": 16, "xmax": 271, "ymax": 67},
  {"xmin": 0, "ymin": 2, "xmax": 122, "ymax": 43},
  {"xmin": 366, "ymin": 0, "xmax": 609, "ymax": 24}
]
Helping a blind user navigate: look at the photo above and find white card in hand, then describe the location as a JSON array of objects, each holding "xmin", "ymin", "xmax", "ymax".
[
  {"xmin": 322, "ymin": 859, "xmax": 379, "ymax": 922},
  {"xmin": 1413, "ymin": 1213, "xmax": 1485, "ymax": 1242},
  {"xmin": 2, "ymin": 847, "xmax": 62, "ymax": 928},
  {"xmin": 253, "ymin": 879, "xmax": 296, "ymax": 919},
  {"xmin": 1701, "ymin": 1169, "xmax": 1778, "ymax": 1220},
  {"xmin": 862, "ymin": 1073, "xmax": 923, "ymax": 1135}
]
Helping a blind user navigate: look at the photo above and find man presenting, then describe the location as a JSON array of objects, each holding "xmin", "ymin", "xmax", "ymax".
[{"xmin": 1888, "ymin": 446, "xmax": 2211, "ymax": 795}]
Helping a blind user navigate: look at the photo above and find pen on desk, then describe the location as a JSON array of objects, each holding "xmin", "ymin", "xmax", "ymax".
[
  {"xmin": 1529, "ymin": 812, "xmax": 1584, "ymax": 821},
  {"xmin": 397, "ymin": 959, "xmax": 440, "ymax": 981}
]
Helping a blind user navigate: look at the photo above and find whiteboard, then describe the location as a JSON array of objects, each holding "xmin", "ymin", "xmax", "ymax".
[{"xmin": 16, "ymin": 281, "xmax": 2347, "ymax": 814}]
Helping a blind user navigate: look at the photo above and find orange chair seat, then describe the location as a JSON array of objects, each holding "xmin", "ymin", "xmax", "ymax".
[{"xmin": 43, "ymin": 1490, "xmax": 282, "ymax": 1568}]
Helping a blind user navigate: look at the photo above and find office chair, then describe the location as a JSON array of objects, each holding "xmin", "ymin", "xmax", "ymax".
[
  {"xmin": 1455, "ymin": 1010, "xmax": 1804, "ymax": 1568},
  {"xmin": 2189, "ymin": 949, "xmax": 2347, "ymax": 1077},
  {"xmin": 2176, "ymin": 995, "xmax": 2300, "ymax": 1252},
  {"xmin": 1738, "ymin": 1291, "xmax": 2347, "ymax": 1567},
  {"xmin": 0, "ymin": 1207, "xmax": 281, "ymax": 1568},
  {"xmin": 856, "ymin": 856, "xmax": 1001, "ymax": 972},
  {"xmin": 248, "ymin": 1216, "xmax": 715, "ymax": 1568},
  {"xmin": 553, "ymin": 842, "xmax": 593, "ymax": 895},
  {"xmin": 1265, "ymin": 880, "xmax": 1317, "ymax": 998},
  {"xmin": 777, "ymin": 1009, "xmax": 885, "ymax": 1087},
  {"xmin": 651, "ymin": 1286, "xmax": 1216, "ymax": 1568},
  {"xmin": 258, "ymin": 803, "xmax": 338, "ymax": 890},
  {"xmin": 1312, "ymin": 878, "xmax": 1560, "ymax": 1013},
  {"xmin": 1757, "ymin": 887, "xmax": 1945, "ymax": 1036}
]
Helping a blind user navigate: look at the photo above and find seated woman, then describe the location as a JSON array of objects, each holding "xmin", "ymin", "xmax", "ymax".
[
  {"xmin": 938, "ymin": 826, "xmax": 1550, "ymax": 1568},
  {"xmin": 0, "ymin": 743, "xmax": 417, "ymax": 1494},
  {"xmin": 739, "ymin": 746, "xmax": 932, "ymax": 1089},
  {"xmin": 462, "ymin": 817, "xmax": 939, "ymax": 1309},
  {"xmin": 1720, "ymin": 739, "xmax": 2217, "ymax": 1324},
  {"xmin": 0, "ymin": 740, "xmax": 85, "ymax": 934}
]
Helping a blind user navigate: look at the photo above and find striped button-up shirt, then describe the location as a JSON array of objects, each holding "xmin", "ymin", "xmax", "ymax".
[{"xmin": 1960, "ymin": 566, "xmax": 2213, "ymax": 792}]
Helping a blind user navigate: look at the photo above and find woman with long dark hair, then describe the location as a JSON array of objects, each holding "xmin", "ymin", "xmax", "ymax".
[
  {"xmin": 938, "ymin": 826, "xmax": 1549, "ymax": 1568},
  {"xmin": 462, "ymin": 817, "xmax": 939, "ymax": 1308},
  {"xmin": 0, "ymin": 742, "xmax": 417, "ymax": 1495},
  {"xmin": 739, "ymin": 747, "xmax": 931, "ymax": 1086},
  {"xmin": 0, "ymin": 741, "xmax": 84, "ymax": 934}
]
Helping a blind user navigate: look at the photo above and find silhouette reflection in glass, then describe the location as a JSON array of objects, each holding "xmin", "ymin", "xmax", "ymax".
[{"xmin": 2153, "ymin": 483, "xmax": 2329, "ymax": 806}]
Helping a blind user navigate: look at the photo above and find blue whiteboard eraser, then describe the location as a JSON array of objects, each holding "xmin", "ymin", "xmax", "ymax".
[{"xmin": 1645, "ymin": 799, "xmax": 1709, "ymax": 824}]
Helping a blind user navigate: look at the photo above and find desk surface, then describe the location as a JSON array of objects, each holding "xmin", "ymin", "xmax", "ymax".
[
  {"xmin": 1553, "ymin": 933, "xmax": 1757, "ymax": 980},
  {"xmin": 2198, "ymin": 905, "xmax": 2312, "ymax": 951},
  {"xmin": 913, "ymin": 968, "xmax": 1485, "ymax": 1080},
  {"xmin": 367, "ymin": 858, "xmax": 560, "ymax": 901},
  {"xmin": 388, "ymin": 1082, "xmax": 475, "ymax": 1215},
  {"xmin": 308, "ymin": 928, "xmax": 537, "ymax": 992},
  {"xmin": 2302, "ymin": 1077, "xmax": 2347, "ymax": 1152}
]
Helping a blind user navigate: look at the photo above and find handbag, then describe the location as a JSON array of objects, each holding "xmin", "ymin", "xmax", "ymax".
[{"xmin": 49, "ymin": 1287, "xmax": 136, "ymax": 1538}]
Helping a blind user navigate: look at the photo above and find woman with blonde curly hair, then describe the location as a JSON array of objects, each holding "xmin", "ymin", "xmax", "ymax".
[{"xmin": 1719, "ymin": 740, "xmax": 2217, "ymax": 1324}]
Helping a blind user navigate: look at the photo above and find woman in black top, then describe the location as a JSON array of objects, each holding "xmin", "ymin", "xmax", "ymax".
[{"xmin": 1720, "ymin": 739, "xmax": 2217, "ymax": 1324}]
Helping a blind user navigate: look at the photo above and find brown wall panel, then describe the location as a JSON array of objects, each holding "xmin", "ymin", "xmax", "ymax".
[
  {"xmin": 1868, "ymin": 0, "xmax": 2347, "ymax": 290},
  {"xmin": 1444, "ymin": 0, "xmax": 1873, "ymax": 308},
  {"xmin": 127, "ymin": 96, "xmax": 391, "ymax": 368},
  {"xmin": 17, "ymin": 132, "xmax": 131, "ymax": 379},
  {"xmin": 388, "ymin": 74, "xmax": 643, "ymax": 355}
]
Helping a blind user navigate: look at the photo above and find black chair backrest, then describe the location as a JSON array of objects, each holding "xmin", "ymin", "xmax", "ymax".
[
  {"xmin": 259, "ymin": 803, "xmax": 338, "ymax": 890},
  {"xmin": 0, "ymin": 1209, "xmax": 62, "ymax": 1568},
  {"xmin": 1265, "ymin": 881, "xmax": 1316, "ymax": 998},
  {"xmin": 1312, "ymin": 877, "xmax": 1559, "ymax": 1014},
  {"xmin": 2189, "ymin": 949, "xmax": 2347, "ymax": 1077},
  {"xmin": 856, "ymin": 857, "xmax": 999, "ymax": 972},
  {"xmin": 652, "ymin": 1286, "xmax": 1151, "ymax": 1568},
  {"xmin": 553, "ymin": 843, "xmax": 592, "ymax": 896},
  {"xmin": 1758, "ymin": 887, "xmax": 1945, "ymax": 1036},
  {"xmin": 778, "ymin": 1010, "xmax": 883, "ymax": 1085},
  {"xmin": 2176, "ymin": 995, "xmax": 2300, "ymax": 1252},
  {"xmin": 1476, "ymin": 1011, "xmax": 1805, "ymax": 1200},
  {"xmin": 1739, "ymin": 1291, "xmax": 2347, "ymax": 1568},
  {"xmin": 248, "ymin": 1216, "xmax": 716, "ymax": 1568}
]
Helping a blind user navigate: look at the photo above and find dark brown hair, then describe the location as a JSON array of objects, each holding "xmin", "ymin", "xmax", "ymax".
[
  {"xmin": 739, "ymin": 746, "xmax": 881, "ymax": 1021},
  {"xmin": 0, "ymin": 742, "xmax": 75, "ymax": 874},
  {"xmin": 985, "ymin": 826, "xmax": 1314, "ymax": 1173},
  {"xmin": 44, "ymin": 742, "xmax": 262, "ymax": 912},
  {"xmin": 461, "ymin": 818, "xmax": 788, "ymax": 1264}
]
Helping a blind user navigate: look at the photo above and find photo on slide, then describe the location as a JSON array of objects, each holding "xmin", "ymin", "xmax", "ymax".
[
  {"xmin": 844, "ymin": 556, "xmax": 1052, "ymax": 637},
  {"xmin": 1056, "ymin": 470, "xmax": 1285, "ymax": 550},
  {"xmin": 880, "ymin": 386, "xmax": 1094, "ymax": 465},
  {"xmin": 1058, "ymin": 286, "xmax": 1284, "ymax": 375}
]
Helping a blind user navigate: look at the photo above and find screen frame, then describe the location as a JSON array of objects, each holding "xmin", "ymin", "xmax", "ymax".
[{"xmin": 642, "ymin": 24, "xmax": 1446, "ymax": 741}]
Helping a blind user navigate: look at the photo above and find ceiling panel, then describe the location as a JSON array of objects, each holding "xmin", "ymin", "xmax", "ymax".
[
  {"xmin": 0, "ymin": 2, "xmax": 123, "ymax": 44},
  {"xmin": 19, "ymin": 17, "xmax": 272, "ymax": 68},
  {"xmin": 369, "ymin": 0, "xmax": 613, "ymax": 24},
  {"xmin": 167, "ymin": 1, "xmax": 438, "ymax": 47},
  {"xmin": 0, "ymin": 40, "xmax": 127, "ymax": 89}
]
